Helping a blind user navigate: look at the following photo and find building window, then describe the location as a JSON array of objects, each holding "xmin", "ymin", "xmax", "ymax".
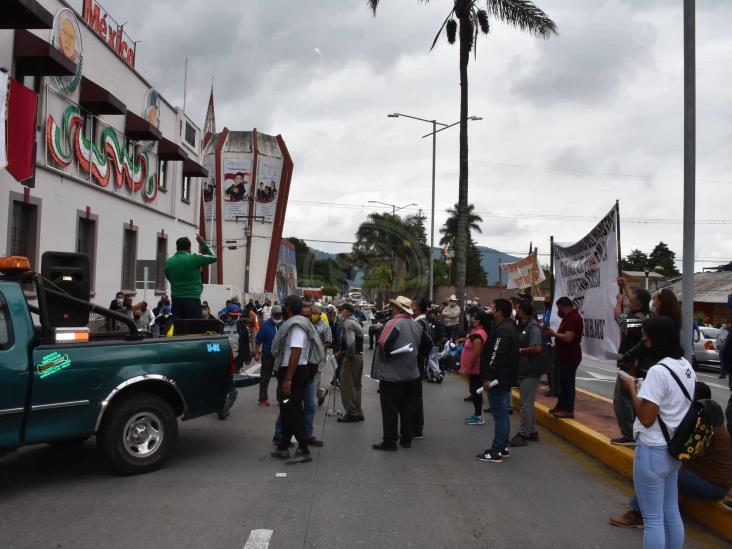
[
  {"xmin": 156, "ymin": 236, "xmax": 167, "ymax": 291},
  {"xmin": 9, "ymin": 201, "xmax": 39, "ymax": 269},
  {"xmin": 184, "ymin": 121, "xmax": 197, "ymax": 148},
  {"xmin": 181, "ymin": 176, "xmax": 191, "ymax": 203},
  {"xmin": 121, "ymin": 228, "xmax": 138, "ymax": 291},
  {"xmin": 0, "ymin": 294, "xmax": 12, "ymax": 349},
  {"xmin": 158, "ymin": 160, "xmax": 168, "ymax": 192},
  {"xmin": 76, "ymin": 216, "xmax": 97, "ymax": 292}
]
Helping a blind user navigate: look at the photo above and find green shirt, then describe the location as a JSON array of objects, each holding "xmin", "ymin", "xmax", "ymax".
[{"xmin": 164, "ymin": 242, "xmax": 217, "ymax": 299}]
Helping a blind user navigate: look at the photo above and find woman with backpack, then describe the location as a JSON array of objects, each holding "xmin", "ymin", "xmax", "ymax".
[{"xmin": 620, "ymin": 315, "xmax": 696, "ymax": 549}]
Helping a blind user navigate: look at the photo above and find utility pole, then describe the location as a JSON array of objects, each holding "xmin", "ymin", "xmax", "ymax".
[{"xmin": 682, "ymin": 0, "xmax": 695, "ymax": 361}]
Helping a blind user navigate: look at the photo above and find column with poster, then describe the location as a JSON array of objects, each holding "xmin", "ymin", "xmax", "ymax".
[
  {"xmin": 551, "ymin": 206, "xmax": 621, "ymax": 362},
  {"xmin": 222, "ymin": 157, "xmax": 252, "ymax": 220},
  {"xmin": 255, "ymin": 156, "xmax": 283, "ymax": 222}
]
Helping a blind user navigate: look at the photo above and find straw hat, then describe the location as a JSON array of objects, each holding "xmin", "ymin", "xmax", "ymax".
[
  {"xmin": 389, "ymin": 295, "xmax": 414, "ymax": 315},
  {"xmin": 449, "ymin": 294, "xmax": 457, "ymax": 301}
]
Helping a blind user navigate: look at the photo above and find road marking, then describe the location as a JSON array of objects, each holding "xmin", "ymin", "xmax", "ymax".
[{"xmin": 243, "ymin": 529, "xmax": 273, "ymax": 549}]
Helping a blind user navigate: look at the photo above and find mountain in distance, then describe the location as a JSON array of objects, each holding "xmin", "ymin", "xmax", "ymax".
[{"xmin": 308, "ymin": 246, "xmax": 520, "ymax": 288}]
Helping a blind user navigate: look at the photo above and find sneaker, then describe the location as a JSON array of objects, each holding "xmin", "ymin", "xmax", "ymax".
[
  {"xmin": 399, "ymin": 439, "xmax": 412, "ymax": 448},
  {"xmin": 286, "ymin": 448, "xmax": 313, "ymax": 465},
  {"xmin": 609, "ymin": 510, "xmax": 644, "ymax": 528},
  {"xmin": 270, "ymin": 449, "xmax": 290, "ymax": 460},
  {"xmin": 413, "ymin": 433, "xmax": 424, "ymax": 439},
  {"xmin": 499, "ymin": 449, "xmax": 511, "ymax": 459},
  {"xmin": 475, "ymin": 450, "xmax": 503, "ymax": 463},
  {"xmin": 610, "ymin": 435, "xmax": 636, "ymax": 446},
  {"xmin": 465, "ymin": 416, "xmax": 485, "ymax": 425},
  {"xmin": 372, "ymin": 442, "xmax": 398, "ymax": 451},
  {"xmin": 258, "ymin": 400, "xmax": 270, "ymax": 407},
  {"xmin": 306, "ymin": 437, "xmax": 324, "ymax": 447},
  {"xmin": 527, "ymin": 432, "xmax": 540, "ymax": 442},
  {"xmin": 508, "ymin": 434, "xmax": 529, "ymax": 447}
]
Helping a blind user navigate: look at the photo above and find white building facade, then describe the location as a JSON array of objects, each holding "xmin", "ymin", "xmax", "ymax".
[{"xmin": 1, "ymin": 0, "xmax": 208, "ymax": 304}]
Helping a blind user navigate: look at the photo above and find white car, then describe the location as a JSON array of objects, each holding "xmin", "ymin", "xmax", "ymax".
[{"xmin": 692, "ymin": 327, "xmax": 720, "ymax": 369}]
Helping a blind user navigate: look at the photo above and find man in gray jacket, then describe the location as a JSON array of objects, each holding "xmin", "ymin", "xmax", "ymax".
[
  {"xmin": 336, "ymin": 303, "xmax": 365, "ymax": 422},
  {"xmin": 372, "ymin": 296, "xmax": 422, "ymax": 451}
]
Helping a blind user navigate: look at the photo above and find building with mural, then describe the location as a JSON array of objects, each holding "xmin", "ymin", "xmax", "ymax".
[
  {"xmin": 201, "ymin": 129, "xmax": 293, "ymax": 297},
  {"xmin": 0, "ymin": 0, "xmax": 208, "ymax": 303}
]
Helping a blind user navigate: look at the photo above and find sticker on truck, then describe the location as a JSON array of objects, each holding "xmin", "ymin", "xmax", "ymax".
[{"xmin": 36, "ymin": 352, "xmax": 72, "ymax": 378}]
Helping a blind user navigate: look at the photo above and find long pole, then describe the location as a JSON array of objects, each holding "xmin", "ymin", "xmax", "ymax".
[
  {"xmin": 682, "ymin": 0, "xmax": 696, "ymax": 361},
  {"xmin": 549, "ymin": 236, "xmax": 555, "ymax": 301},
  {"xmin": 183, "ymin": 57, "xmax": 188, "ymax": 111},
  {"xmin": 429, "ymin": 120, "xmax": 436, "ymax": 302}
]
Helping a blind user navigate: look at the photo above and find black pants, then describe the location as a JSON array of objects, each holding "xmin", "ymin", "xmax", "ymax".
[
  {"xmin": 171, "ymin": 297, "xmax": 202, "ymax": 320},
  {"xmin": 259, "ymin": 352, "xmax": 275, "ymax": 402},
  {"xmin": 469, "ymin": 374, "xmax": 483, "ymax": 417},
  {"xmin": 379, "ymin": 379, "xmax": 419, "ymax": 445},
  {"xmin": 556, "ymin": 359, "xmax": 581, "ymax": 412},
  {"xmin": 276, "ymin": 366, "xmax": 311, "ymax": 452}
]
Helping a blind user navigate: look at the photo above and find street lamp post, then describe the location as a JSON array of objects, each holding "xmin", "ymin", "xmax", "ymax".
[{"xmin": 387, "ymin": 113, "xmax": 482, "ymax": 302}]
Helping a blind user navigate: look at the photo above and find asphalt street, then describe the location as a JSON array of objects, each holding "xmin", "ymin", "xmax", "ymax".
[
  {"xmin": 576, "ymin": 358, "xmax": 730, "ymax": 409},
  {"xmin": 0, "ymin": 348, "xmax": 726, "ymax": 549}
]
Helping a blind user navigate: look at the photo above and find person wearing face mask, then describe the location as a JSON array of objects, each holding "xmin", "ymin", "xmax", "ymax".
[
  {"xmin": 106, "ymin": 291, "xmax": 130, "ymax": 331},
  {"xmin": 309, "ymin": 304, "xmax": 333, "ymax": 409},
  {"xmin": 544, "ymin": 297, "xmax": 584, "ymax": 419},
  {"xmin": 612, "ymin": 278, "xmax": 652, "ymax": 446},
  {"xmin": 256, "ymin": 304, "xmax": 284, "ymax": 406},
  {"xmin": 154, "ymin": 305, "xmax": 173, "ymax": 337},
  {"xmin": 137, "ymin": 301, "xmax": 155, "ymax": 328}
]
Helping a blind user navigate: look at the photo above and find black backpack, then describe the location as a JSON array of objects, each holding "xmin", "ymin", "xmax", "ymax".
[{"xmin": 656, "ymin": 363, "xmax": 721, "ymax": 461}]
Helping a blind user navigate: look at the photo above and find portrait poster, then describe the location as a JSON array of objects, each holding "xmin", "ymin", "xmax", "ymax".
[
  {"xmin": 255, "ymin": 156, "xmax": 282, "ymax": 223},
  {"xmin": 223, "ymin": 157, "xmax": 251, "ymax": 221},
  {"xmin": 52, "ymin": 8, "xmax": 83, "ymax": 94},
  {"xmin": 202, "ymin": 153, "xmax": 216, "ymax": 221},
  {"xmin": 144, "ymin": 89, "xmax": 160, "ymax": 128}
]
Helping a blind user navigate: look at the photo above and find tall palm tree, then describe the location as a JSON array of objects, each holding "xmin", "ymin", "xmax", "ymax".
[
  {"xmin": 368, "ymin": 0, "xmax": 557, "ymax": 310},
  {"xmin": 439, "ymin": 203, "xmax": 482, "ymax": 247}
]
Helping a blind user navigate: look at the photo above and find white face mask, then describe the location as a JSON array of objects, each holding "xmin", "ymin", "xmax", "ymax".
[{"xmin": 117, "ymin": 298, "xmax": 124, "ymax": 304}]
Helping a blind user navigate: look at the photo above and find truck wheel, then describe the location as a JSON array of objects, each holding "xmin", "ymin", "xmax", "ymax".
[{"xmin": 97, "ymin": 393, "xmax": 178, "ymax": 475}]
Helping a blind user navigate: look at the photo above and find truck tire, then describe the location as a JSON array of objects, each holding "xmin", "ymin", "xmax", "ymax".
[{"xmin": 97, "ymin": 393, "xmax": 178, "ymax": 475}]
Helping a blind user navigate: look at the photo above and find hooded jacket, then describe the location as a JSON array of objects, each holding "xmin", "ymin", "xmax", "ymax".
[{"xmin": 480, "ymin": 319, "xmax": 519, "ymax": 389}]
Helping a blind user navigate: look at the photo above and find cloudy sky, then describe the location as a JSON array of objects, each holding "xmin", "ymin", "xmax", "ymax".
[{"xmin": 76, "ymin": 0, "xmax": 731, "ymax": 271}]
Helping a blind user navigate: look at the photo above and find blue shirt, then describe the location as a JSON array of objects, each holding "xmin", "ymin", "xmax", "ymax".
[{"xmin": 256, "ymin": 318, "xmax": 282, "ymax": 355}]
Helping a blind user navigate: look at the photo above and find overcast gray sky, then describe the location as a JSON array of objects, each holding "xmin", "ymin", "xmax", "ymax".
[{"xmin": 85, "ymin": 0, "xmax": 731, "ymax": 270}]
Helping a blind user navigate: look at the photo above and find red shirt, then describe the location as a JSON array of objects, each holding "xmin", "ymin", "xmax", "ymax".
[{"xmin": 555, "ymin": 308, "xmax": 583, "ymax": 364}]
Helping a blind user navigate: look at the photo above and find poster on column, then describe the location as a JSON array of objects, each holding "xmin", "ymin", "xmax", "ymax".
[
  {"xmin": 255, "ymin": 156, "xmax": 282, "ymax": 223},
  {"xmin": 551, "ymin": 206, "xmax": 620, "ymax": 362},
  {"xmin": 202, "ymin": 153, "xmax": 216, "ymax": 221},
  {"xmin": 222, "ymin": 157, "xmax": 251, "ymax": 221}
]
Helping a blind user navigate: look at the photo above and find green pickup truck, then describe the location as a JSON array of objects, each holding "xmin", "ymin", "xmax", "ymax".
[{"xmin": 0, "ymin": 255, "xmax": 238, "ymax": 475}]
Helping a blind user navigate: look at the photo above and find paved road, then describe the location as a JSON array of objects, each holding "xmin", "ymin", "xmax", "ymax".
[
  {"xmin": 0, "ymin": 349, "xmax": 725, "ymax": 548},
  {"xmin": 576, "ymin": 358, "xmax": 730, "ymax": 409}
]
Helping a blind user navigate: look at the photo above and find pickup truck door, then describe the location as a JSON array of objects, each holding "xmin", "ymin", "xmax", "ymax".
[{"xmin": 0, "ymin": 289, "xmax": 32, "ymax": 449}]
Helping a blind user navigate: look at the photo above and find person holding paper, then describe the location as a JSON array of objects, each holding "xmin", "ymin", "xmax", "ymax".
[
  {"xmin": 371, "ymin": 296, "xmax": 423, "ymax": 451},
  {"xmin": 475, "ymin": 299, "xmax": 519, "ymax": 464}
]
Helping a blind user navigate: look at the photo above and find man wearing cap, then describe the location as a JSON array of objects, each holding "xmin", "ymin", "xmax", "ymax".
[
  {"xmin": 164, "ymin": 235, "xmax": 217, "ymax": 319},
  {"xmin": 442, "ymin": 295, "xmax": 461, "ymax": 341},
  {"xmin": 371, "ymin": 296, "xmax": 423, "ymax": 451},
  {"xmin": 255, "ymin": 304, "xmax": 284, "ymax": 406},
  {"xmin": 336, "ymin": 303, "xmax": 365, "ymax": 423}
]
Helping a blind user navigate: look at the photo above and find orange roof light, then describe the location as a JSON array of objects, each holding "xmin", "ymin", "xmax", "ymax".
[{"xmin": 0, "ymin": 256, "xmax": 31, "ymax": 273}]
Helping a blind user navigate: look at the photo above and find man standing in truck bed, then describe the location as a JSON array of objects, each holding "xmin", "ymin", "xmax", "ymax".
[{"xmin": 165, "ymin": 235, "xmax": 217, "ymax": 319}]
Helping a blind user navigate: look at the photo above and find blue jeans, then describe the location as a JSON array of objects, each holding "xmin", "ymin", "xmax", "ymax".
[
  {"xmin": 630, "ymin": 467, "xmax": 729, "ymax": 513},
  {"xmin": 304, "ymin": 376, "xmax": 316, "ymax": 438},
  {"xmin": 633, "ymin": 441, "xmax": 684, "ymax": 549},
  {"xmin": 488, "ymin": 386, "xmax": 511, "ymax": 453}
]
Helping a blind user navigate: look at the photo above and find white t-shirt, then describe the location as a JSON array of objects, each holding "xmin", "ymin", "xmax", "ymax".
[
  {"xmin": 633, "ymin": 357, "xmax": 696, "ymax": 446},
  {"xmin": 262, "ymin": 305, "xmax": 272, "ymax": 322},
  {"xmin": 279, "ymin": 325, "xmax": 310, "ymax": 369}
]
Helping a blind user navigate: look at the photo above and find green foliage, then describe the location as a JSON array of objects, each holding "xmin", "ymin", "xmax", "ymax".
[
  {"xmin": 620, "ymin": 249, "xmax": 650, "ymax": 272},
  {"xmin": 284, "ymin": 237, "xmax": 354, "ymax": 289},
  {"xmin": 321, "ymin": 285, "xmax": 339, "ymax": 297},
  {"xmin": 439, "ymin": 203, "xmax": 488, "ymax": 286},
  {"xmin": 620, "ymin": 242, "xmax": 680, "ymax": 277}
]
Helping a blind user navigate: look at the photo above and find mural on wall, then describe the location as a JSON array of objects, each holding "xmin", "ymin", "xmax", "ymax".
[
  {"xmin": 51, "ymin": 8, "xmax": 83, "ymax": 94},
  {"xmin": 144, "ymin": 89, "xmax": 160, "ymax": 128},
  {"xmin": 47, "ymin": 105, "xmax": 158, "ymax": 202}
]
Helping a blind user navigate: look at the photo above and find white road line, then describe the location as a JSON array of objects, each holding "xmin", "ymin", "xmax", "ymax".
[{"xmin": 243, "ymin": 529, "xmax": 273, "ymax": 549}]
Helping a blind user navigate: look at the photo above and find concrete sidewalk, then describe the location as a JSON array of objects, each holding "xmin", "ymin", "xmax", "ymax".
[{"xmin": 518, "ymin": 382, "xmax": 732, "ymax": 542}]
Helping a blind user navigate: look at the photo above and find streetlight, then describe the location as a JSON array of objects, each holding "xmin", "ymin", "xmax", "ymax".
[
  {"xmin": 367, "ymin": 200, "xmax": 417, "ymax": 215},
  {"xmin": 388, "ymin": 112, "xmax": 482, "ymax": 301}
]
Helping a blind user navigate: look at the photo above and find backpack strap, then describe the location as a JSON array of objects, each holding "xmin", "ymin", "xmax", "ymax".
[{"xmin": 655, "ymin": 362, "xmax": 694, "ymax": 445}]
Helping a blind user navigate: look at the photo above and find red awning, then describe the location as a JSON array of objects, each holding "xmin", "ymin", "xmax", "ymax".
[
  {"xmin": 157, "ymin": 138, "xmax": 188, "ymax": 161},
  {"xmin": 182, "ymin": 158, "xmax": 208, "ymax": 177},
  {"xmin": 13, "ymin": 29, "xmax": 76, "ymax": 77},
  {"xmin": 125, "ymin": 111, "xmax": 162, "ymax": 141},
  {"xmin": 2, "ymin": 0, "xmax": 53, "ymax": 29},
  {"xmin": 7, "ymin": 79, "xmax": 39, "ymax": 183},
  {"xmin": 79, "ymin": 77, "xmax": 126, "ymax": 116}
]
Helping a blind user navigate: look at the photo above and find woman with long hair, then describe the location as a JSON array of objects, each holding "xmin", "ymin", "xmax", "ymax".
[
  {"xmin": 620, "ymin": 316, "xmax": 696, "ymax": 549},
  {"xmin": 459, "ymin": 308, "xmax": 492, "ymax": 425},
  {"xmin": 653, "ymin": 288, "xmax": 682, "ymax": 330}
]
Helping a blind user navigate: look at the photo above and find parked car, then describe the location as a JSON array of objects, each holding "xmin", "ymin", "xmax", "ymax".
[
  {"xmin": 692, "ymin": 327, "xmax": 720, "ymax": 370},
  {"xmin": 0, "ymin": 255, "xmax": 238, "ymax": 475}
]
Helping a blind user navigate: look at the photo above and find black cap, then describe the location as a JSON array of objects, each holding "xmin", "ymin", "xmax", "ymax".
[{"xmin": 338, "ymin": 303, "xmax": 355, "ymax": 314}]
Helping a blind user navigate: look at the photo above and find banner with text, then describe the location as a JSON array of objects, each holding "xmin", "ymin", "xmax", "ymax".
[
  {"xmin": 551, "ymin": 206, "xmax": 620, "ymax": 362},
  {"xmin": 500, "ymin": 252, "xmax": 545, "ymax": 289}
]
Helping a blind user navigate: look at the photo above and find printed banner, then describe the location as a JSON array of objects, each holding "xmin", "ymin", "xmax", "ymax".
[
  {"xmin": 255, "ymin": 156, "xmax": 282, "ymax": 223},
  {"xmin": 0, "ymin": 71, "xmax": 7, "ymax": 170},
  {"xmin": 202, "ymin": 153, "xmax": 216, "ymax": 221},
  {"xmin": 276, "ymin": 239, "xmax": 298, "ymax": 303},
  {"xmin": 222, "ymin": 157, "xmax": 251, "ymax": 221},
  {"xmin": 551, "ymin": 206, "xmax": 620, "ymax": 362},
  {"xmin": 500, "ymin": 253, "xmax": 545, "ymax": 289}
]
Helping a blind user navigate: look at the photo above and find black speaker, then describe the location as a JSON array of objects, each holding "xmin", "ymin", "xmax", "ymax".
[{"xmin": 41, "ymin": 252, "xmax": 91, "ymax": 327}]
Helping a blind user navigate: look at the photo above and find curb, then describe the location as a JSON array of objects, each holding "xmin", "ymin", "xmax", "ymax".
[{"xmin": 512, "ymin": 390, "xmax": 732, "ymax": 542}]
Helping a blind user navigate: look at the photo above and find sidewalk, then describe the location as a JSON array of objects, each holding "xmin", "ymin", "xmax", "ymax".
[{"xmin": 515, "ymin": 383, "xmax": 732, "ymax": 542}]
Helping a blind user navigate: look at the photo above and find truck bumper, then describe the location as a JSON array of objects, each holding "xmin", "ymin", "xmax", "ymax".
[{"xmin": 217, "ymin": 388, "xmax": 238, "ymax": 420}]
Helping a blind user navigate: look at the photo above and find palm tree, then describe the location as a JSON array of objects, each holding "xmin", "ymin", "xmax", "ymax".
[
  {"xmin": 439, "ymin": 203, "xmax": 482, "ymax": 247},
  {"xmin": 368, "ymin": 0, "xmax": 557, "ymax": 310}
]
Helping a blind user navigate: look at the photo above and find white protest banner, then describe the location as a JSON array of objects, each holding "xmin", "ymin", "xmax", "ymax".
[
  {"xmin": 500, "ymin": 252, "xmax": 545, "ymax": 290},
  {"xmin": 551, "ymin": 205, "xmax": 620, "ymax": 362}
]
